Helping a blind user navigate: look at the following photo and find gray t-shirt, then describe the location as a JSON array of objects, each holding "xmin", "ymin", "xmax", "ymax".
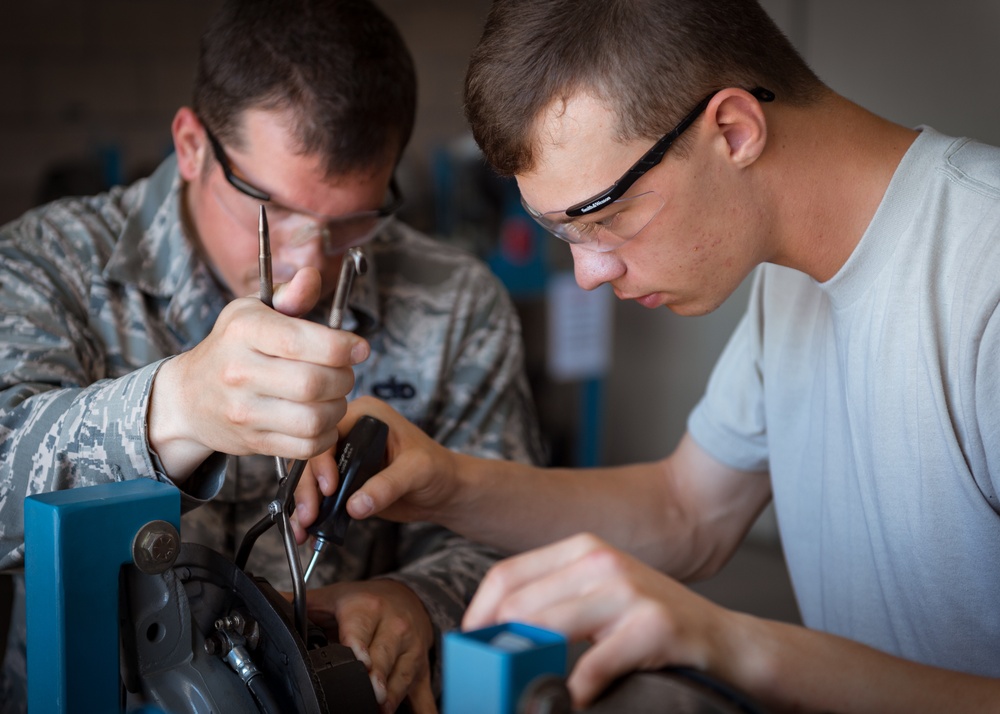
[{"xmin": 689, "ymin": 127, "xmax": 1000, "ymax": 674}]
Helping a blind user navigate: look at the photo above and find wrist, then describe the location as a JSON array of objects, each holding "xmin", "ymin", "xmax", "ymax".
[
  {"xmin": 708, "ymin": 609, "xmax": 780, "ymax": 704},
  {"xmin": 147, "ymin": 356, "xmax": 212, "ymax": 482}
]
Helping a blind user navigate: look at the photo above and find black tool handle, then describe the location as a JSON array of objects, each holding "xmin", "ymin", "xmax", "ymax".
[{"xmin": 307, "ymin": 415, "xmax": 389, "ymax": 546}]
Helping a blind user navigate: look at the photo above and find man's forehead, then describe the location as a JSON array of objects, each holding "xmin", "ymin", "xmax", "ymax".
[
  {"xmin": 242, "ymin": 109, "xmax": 390, "ymax": 177},
  {"xmin": 519, "ymin": 91, "xmax": 645, "ymax": 214}
]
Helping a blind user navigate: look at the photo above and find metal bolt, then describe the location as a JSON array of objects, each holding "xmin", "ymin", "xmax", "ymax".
[
  {"xmin": 519, "ymin": 676, "xmax": 572, "ymax": 714},
  {"xmin": 215, "ymin": 614, "xmax": 245, "ymax": 632},
  {"xmin": 132, "ymin": 520, "xmax": 180, "ymax": 574}
]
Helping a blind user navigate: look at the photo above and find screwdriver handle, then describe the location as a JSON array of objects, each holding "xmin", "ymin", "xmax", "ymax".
[{"xmin": 307, "ymin": 415, "xmax": 389, "ymax": 547}]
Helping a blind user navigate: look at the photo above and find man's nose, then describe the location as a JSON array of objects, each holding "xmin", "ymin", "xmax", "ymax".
[
  {"xmin": 570, "ymin": 244, "xmax": 626, "ymax": 291},
  {"xmin": 272, "ymin": 224, "xmax": 328, "ymax": 278}
]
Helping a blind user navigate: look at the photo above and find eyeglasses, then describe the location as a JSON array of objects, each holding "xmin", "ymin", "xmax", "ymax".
[
  {"xmin": 204, "ymin": 124, "xmax": 403, "ymax": 255},
  {"xmin": 522, "ymin": 87, "xmax": 775, "ymax": 253}
]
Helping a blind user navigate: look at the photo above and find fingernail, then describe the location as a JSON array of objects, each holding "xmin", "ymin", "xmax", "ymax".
[
  {"xmin": 351, "ymin": 342, "xmax": 369, "ymax": 364},
  {"xmin": 296, "ymin": 503, "xmax": 308, "ymax": 521},
  {"xmin": 370, "ymin": 675, "xmax": 387, "ymax": 704},
  {"xmin": 349, "ymin": 492, "xmax": 373, "ymax": 518},
  {"xmin": 318, "ymin": 475, "xmax": 330, "ymax": 493},
  {"xmin": 357, "ymin": 647, "xmax": 372, "ymax": 669}
]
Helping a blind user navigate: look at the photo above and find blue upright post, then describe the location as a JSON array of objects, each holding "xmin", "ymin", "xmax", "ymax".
[
  {"xmin": 24, "ymin": 479, "xmax": 180, "ymax": 714},
  {"xmin": 577, "ymin": 377, "xmax": 606, "ymax": 467}
]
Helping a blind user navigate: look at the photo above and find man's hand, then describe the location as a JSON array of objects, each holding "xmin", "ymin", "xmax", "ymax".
[
  {"xmin": 148, "ymin": 268, "xmax": 370, "ymax": 481},
  {"xmin": 305, "ymin": 579, "xmax": 437, "ymax": 714},
  {"xmin": 463, "ymin": 533, "xmax": 734, "ymax": 710},
  {"xmin": 335, "ymin": 396, "xmax": 461, "ymax": 525},
  {"xmin": 289, "ymin": 455, "xmax": 338, "ymax": 542}
]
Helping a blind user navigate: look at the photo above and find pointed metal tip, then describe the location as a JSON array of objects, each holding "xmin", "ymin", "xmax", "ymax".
[
  {"xmin": 258, "ymin": 204, "xmax": 268, "ymax": 233},
  {"xmin": 257, "ymin": 205, "xmax": 270, "ymax": 258}
]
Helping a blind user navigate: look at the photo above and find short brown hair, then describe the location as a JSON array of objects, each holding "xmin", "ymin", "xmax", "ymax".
[
  {"xmin": 193, "ymin": 0, "xmax": 416, "ymax": 177},
  {"xmin": 465, "ymin": 0, "xmax": 825, "ymax": 176}
]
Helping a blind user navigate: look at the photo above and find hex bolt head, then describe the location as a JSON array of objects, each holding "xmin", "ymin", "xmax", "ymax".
[{"xmin": 132, "ymin": 520, "xmax": 181, "ymax": 574}]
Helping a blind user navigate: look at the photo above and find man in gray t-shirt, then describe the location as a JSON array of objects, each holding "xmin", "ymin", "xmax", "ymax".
[{"xmin": 329, "ymin": 1, "xmax": 1000, "ymax": 712}]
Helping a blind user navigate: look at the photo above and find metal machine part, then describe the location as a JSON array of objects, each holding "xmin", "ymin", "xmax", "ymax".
[
  {"xmin": 518, "ymin": 675, "xmax": 572, "ymax": 714},
  {"xmin": 328, "ymin": 248, "xmax": 368, "ymax": 330},
  {"xmin": 582, "ymin": 668, "xmax": 769, "ymax": 714},
  {"xmin": 121, "ymin": 542, "xmax": 382, "ymax": 714},
  {"xmin": 514, "ymin": 669, "xmax": 769, "ymax": 714},
  {"xmin": 131, "ymin": 520, "xmax": 180, "ymax": 575}
]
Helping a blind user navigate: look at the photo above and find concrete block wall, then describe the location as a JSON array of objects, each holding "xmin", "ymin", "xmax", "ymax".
[
  {"xmin": 0, "ymin": 0, "xmax": 491, "ymax": 229},
  {"xmin": 0, "ymin": 1, "xmax": 225, "ymax": 224}
]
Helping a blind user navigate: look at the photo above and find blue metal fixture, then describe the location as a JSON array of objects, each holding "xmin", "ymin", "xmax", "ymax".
[{"xmin": 24, "ymin": 479, "xmax": 180, "ymax": 714}]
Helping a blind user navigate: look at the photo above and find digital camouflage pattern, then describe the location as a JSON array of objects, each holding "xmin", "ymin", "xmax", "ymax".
[{"xmin": 0, "ymin": 156, "xmax": 544, "ymax": 709}]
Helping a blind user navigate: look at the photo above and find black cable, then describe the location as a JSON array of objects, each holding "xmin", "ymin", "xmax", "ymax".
[
  {"xmin": 247, "ymin": 672, "xmax": 284, "ymax": 714},
  {"xmin": 665, "ymin": 667, "xmax": 769, "ymax": 714},
  {"xmin": 235, "ymin": 514, "xmax": 274, "ymax": 571}
]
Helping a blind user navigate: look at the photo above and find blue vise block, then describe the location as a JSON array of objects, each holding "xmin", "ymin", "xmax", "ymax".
[
  {"xmin": 24, "ymin": 479, "xmax": 180, "ymax": 714},
  {"xmin": 442, "ymin": 622, "xmax": 567, "ymax": 714}
]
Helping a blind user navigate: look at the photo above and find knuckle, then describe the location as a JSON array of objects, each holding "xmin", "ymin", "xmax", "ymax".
[
  {"xmin": 307, "ymin": 370, "xmax": 328, "ymax": 399},
  {"xmin": 576, "ymin": 532, "xmax": 603, "ymax": 548},
  {"xmin": 482, "ymin": 561, "xmax": 514, "ymax": 592},
  {"xmin": 218, "ymin": 361, "xmax": 248, "ymax": 390},
  {"xmin": 353, "ymin": 591, "xmax": 384, "ymax": 614},
  {"xmin": 386, "ymin": 615, "xmax": 413, "ymax": 641},
  {"xmin": 633, "ymin": 599, "xmax": 677, "ymax": 641},
  {"xmin": 495, "ymin": 600, "xmax": 522, "ymax": 624},
  {"xmin": 223, "ymin": 400, "xmax": 253, "ymax": 427},
  {"xmin": 582, "ymin": 542, "xmax": 627, "ymax": 575}
]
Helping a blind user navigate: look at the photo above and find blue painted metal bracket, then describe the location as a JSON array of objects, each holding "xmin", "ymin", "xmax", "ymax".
[
  {"xmin": 24, "ymin": 479, "xmax": 180, "ymax": 714},
  {"xmin": 442, "ymin": 623, "xmax": 567, "ymax": 714}
]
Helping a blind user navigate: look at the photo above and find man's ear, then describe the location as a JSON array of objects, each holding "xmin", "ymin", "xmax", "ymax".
[
  {"xmin": 171, "ymin": 107, "xmax": 208, "ymax": 182},
  {"xmin": 705, "ymin": 88, "xmax": 768, "ymax": 168}
]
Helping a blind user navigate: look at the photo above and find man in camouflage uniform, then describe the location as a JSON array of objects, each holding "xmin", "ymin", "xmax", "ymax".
[{"xmin": 0, "ymin": 1, "xmax": 542, "ymax": 712}]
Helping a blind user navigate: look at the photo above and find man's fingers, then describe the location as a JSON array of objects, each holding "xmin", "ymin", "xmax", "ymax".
[
  {"xmin": 566, "ymin": 626, "xmax": 646, "ymax": 709},
  {"xmin": 338, "ymin": 613, "xmax": 376, "ymax": 671},
  {"xmin": 383, "ymin": 649, "xmax": 431, "ymax": 714},
  {"xmin": 346, "ymin": 462, "xmax": 408, "ymax": 519},
  {"xmin": 366, "ymin": 618, "xmax": 404, "ymax": 706},
  {"xmin": 292, "ymin": 449, "xmax": 340, "ymax": 531},
  {"xmin": 269, "ymin": 266, "xmax": 322, "ymax": 316},
  {"xmin": 341, "ymin": 395, "xmax": 400, "ymax": 433},
  {"xmin": 464, "ymin": 534, "xmax": 608, "ymax": 629},
  {"xmin": 404, "ymin": 672, "xmax": 437, "ymax": 714},
  {"xmin": 293, "ymin": 461, "xmax": 320, "ymax": 527}
]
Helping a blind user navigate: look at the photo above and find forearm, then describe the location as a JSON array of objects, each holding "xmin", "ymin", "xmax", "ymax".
[
  {"xmin": 437, "ymin": 437, "xmax": 767, "ymax": 580},
  {"xmin": 0, "ymin": 364, "xmax": 163, "ymax": 567},
  {"xmin": 720, "ymin": 612, "xmax": 1000, "ymax": 713},
  {"xmin": 439, "ymin": 454, "xmax": 691, "ymax": 565}
]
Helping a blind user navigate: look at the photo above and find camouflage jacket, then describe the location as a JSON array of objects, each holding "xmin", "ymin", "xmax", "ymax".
[{"xmin": 0, "ymin": 156, "xmax": 543, "ymax": 701}]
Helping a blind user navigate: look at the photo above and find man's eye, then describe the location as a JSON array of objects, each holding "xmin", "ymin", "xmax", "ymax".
[{"xmin": 594, "ymin": 209, "xmax": 626, "ymax": 229}]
